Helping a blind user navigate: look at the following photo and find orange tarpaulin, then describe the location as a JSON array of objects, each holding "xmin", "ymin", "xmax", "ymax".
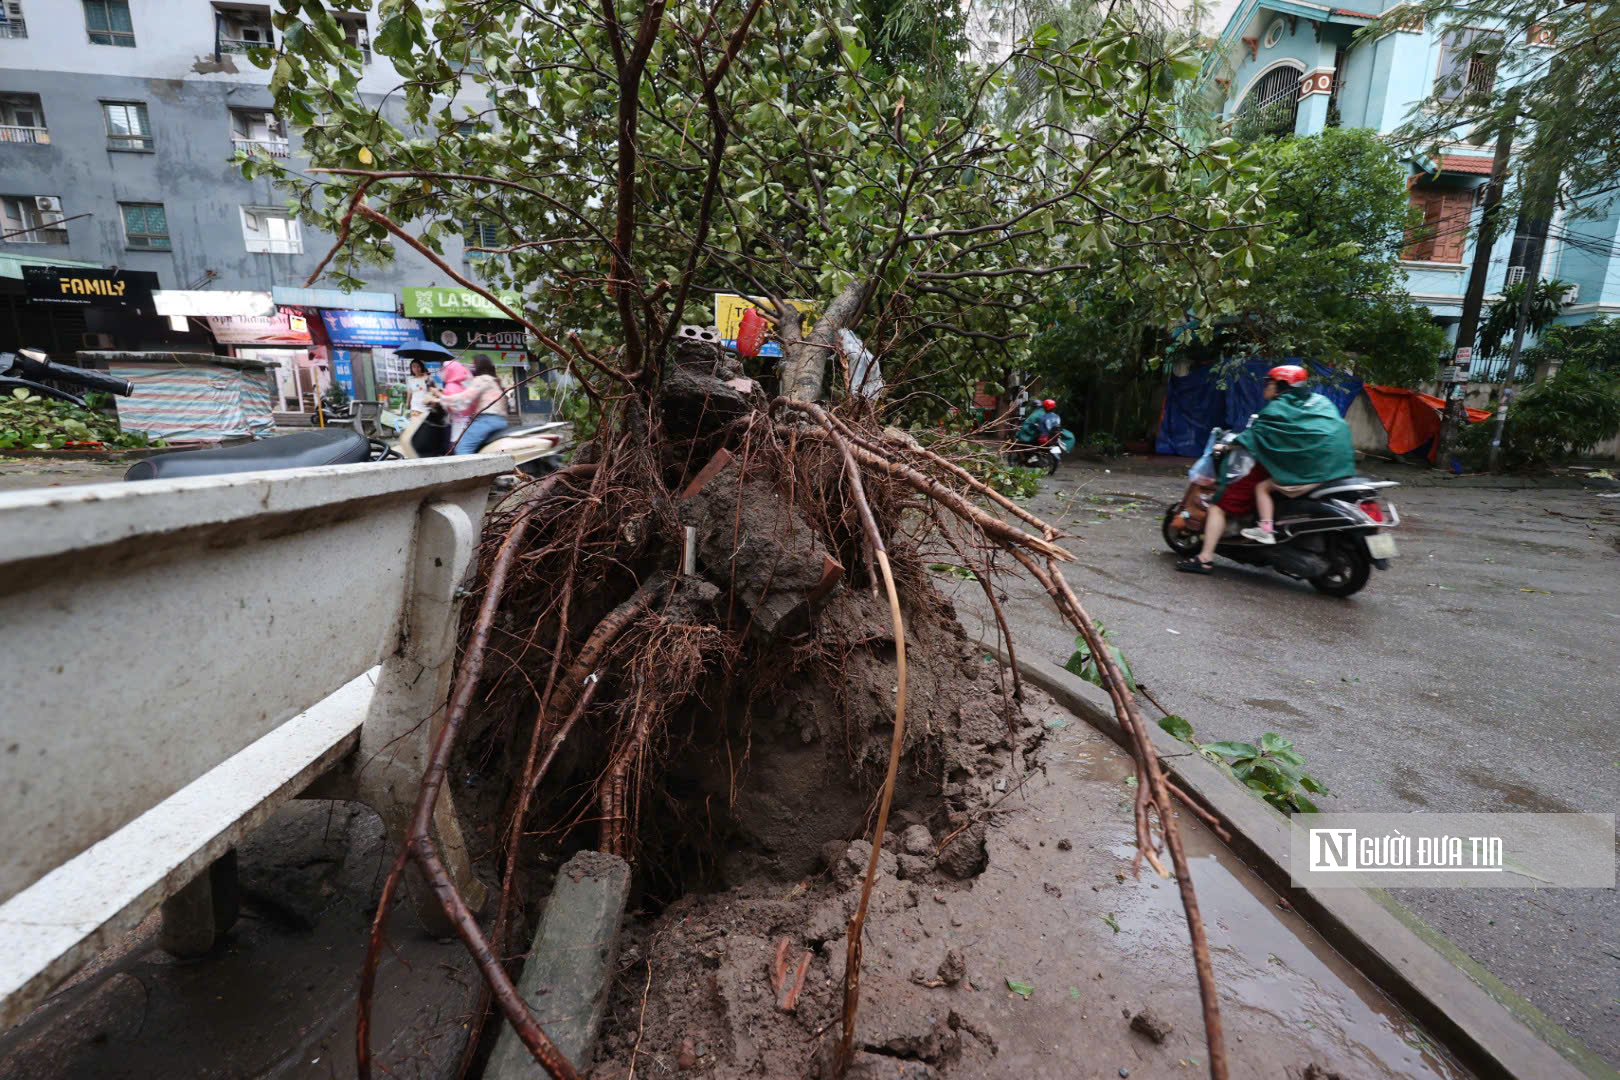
[{"xmin": 1364, "ymin": 385, "xmax": 1491, "ymax": 460}]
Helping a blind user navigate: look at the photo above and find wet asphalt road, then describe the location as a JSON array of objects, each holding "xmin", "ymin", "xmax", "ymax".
[{"xmin": 945, "ymin": 459, "xmax": 1620, "ymax": 1068}]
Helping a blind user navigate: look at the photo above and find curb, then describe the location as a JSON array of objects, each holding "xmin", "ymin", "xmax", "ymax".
[{"xmin": 1005, "ymin": 652, "xmax": 1617, "ymax": 1080}]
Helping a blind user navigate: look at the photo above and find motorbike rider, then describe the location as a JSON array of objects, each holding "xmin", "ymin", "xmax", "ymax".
[
  {"xmin": 1175, "ymin": 365, "xmax": 1354, "ymax": 574},
  {"xmin": 1016, "ymin": 398, "xmax": 1062, "ymax": 447}
]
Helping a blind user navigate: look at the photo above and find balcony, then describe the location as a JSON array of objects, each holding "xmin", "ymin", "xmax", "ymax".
[
  {"xmin": 0, "ymin": 18, "xmax": 25, "ymax": 38},
  {"xmin": 217, "ymin": 35, "xmax": 269, "ymax": 55},
  {"xmin": 0, "ymin": 124, "xmax": 47, "ymax": 144},
  {"xmin": 231, "ymin": 136, "xmax": 290, "ymax": 157}
]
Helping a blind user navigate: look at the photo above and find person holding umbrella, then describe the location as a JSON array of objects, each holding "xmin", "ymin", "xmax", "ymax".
[{"xmin": 396, "ymin": 339, "xmax": 455, "ymax": 422}]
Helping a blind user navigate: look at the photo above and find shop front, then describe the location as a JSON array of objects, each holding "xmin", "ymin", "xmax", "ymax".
[
  {"xmin": 402, "ymin": 286, "xmax": 545, "ymax": 416},
  {"xmin": 317, "ymin": 308, "xmax": 424, "ymax": 403},
  {"xmin": 199, "ymin": 304, "xmax": 320, "ymax": 416},
  {"xmin": 13, "ymin": 263, "xmax": 166, "ymax": 357}
]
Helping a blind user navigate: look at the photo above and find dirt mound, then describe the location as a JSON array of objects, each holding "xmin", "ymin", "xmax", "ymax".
[{"xmin": 589, "ymin": 681, "xmax": 1053, "ymax": 1078}]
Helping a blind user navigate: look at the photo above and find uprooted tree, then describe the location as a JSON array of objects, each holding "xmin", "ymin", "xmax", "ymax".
[{"xmin": 251, "ymin": 0, "xmax": 1275, "ymax": 1076}]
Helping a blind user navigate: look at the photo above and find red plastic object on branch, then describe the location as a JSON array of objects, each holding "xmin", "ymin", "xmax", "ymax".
[{"xmin": 736, "ymin": 307, "xmax": 767, "ymax": 358}]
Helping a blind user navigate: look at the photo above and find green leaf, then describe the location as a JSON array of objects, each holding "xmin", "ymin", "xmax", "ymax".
[
  {"xmin": 1100, "ymin": 912, "xmax": 1120, "ymax": 933},
  {"xmin": 1157, "ymin": 714, "xmax": 1195, "ymax": 742},
  {"xmin": 1204, "ymin": 741, "xmax": 1258, "ymax": 760},
  {"xmin": 1259, "ymin": 733, "xmax": 1293, "ymax": 754},
  {"xmin": 374, "ymin": 14, "xmax": 411, "ymax": 58},
  {"xmin": 1006, "ymin": 978, "xmax": 1035, "ymax": 999},
  {"xmin": 1298, "ymin": 774, "xmax": 1328, "ymax": 794},
  {"xmin": 1293, "ymin": 794, "xmax": 1320, "ymax": 813}
]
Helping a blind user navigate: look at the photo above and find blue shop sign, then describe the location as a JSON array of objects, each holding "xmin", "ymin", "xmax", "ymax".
[
  {"xmin": 319, "ymin": 308, "xmax": 423, "ymax": 347},
  {"xmin": 331, "ymin": 348, "xmax": 358, "ymax": 395}
]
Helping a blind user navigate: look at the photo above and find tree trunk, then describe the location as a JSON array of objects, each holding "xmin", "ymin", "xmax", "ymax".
[{"xmin": 779, "ymin": 277, "xmax": 869, "ymax": 402}]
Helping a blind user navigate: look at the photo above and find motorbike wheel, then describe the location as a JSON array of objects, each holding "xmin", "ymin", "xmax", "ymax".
[
  {"xmin": 1310, "ymin": 539, "xmax": 1371, "ymax": 597},
  {"xmin": 1042, "ymin": 452, "xmax": 1060, "ymax": 475},
  {"xmin": 1160, "ymin": 501, "xmax": 1202, "ymax": 556}
]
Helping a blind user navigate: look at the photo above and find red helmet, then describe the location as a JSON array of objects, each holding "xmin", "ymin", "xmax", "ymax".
[
  {"xmin": 1267, "ymin": 365, "xmax": 1308, "ymax": 385},
  {"xmin": 1042, "ymin": 398, "xmax": 1057, "ymax": 410}
]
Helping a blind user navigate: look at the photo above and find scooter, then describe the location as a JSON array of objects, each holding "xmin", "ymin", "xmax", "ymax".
[
  {"xmin": 1161, "ymin": 433, "xmax": 1400, "ymax": 597},
  {"xmin": 395, "ymin": 403, "xmax": 571, "ymax": 478},
  {"xmin": 1003, "ymin": 428, "xmax": 1074, "ymax": 475}
]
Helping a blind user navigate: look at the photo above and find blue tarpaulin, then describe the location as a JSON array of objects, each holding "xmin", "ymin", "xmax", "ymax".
[{"xmin": 1155, "ymin": 358, "xmax": 1362, "ymax": 456}]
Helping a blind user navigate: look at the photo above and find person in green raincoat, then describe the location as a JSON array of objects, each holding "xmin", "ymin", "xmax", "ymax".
[
  {"xmin": 1236, "ymin": 364, "xmax": 1355, "ymax": 544},
  {"xmin": 1178, "ymin": 365, "xmax": 1354, "ymax": 573}
]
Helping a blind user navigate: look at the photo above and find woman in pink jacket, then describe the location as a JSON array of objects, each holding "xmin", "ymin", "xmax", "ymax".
[
  {"xmin": 437, "ymin": 359, "xmax": 474, "ymax": 444},
  {"xmin": 435, "ymin": 356, "xmax": 510, "ymax": 454}
]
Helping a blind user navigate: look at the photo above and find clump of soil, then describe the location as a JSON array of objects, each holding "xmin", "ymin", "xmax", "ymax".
[{"xmin": 588, "ymin": 678, "xmax": 1055, "ymax": 1079}]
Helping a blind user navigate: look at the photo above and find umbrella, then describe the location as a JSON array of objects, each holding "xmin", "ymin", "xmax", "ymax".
[{"xmin": 395, "ymin": 339, "xmax": 456, "ymax": 360}]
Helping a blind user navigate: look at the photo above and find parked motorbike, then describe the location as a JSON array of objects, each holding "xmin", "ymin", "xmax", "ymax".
[
  {"xmin": 395, "ymin": 403, "xmax": 571, "ymax": 478},
  {"xmin": 1, "ymin": 348, "xmax": 133, "ymax": 405},
  {"xmin": 1162, "ymin": 432, "xmax": 1400, "ymax": 597}
]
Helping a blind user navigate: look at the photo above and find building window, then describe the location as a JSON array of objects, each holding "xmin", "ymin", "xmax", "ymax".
[
  {"xmin": 0, "ymin": 93, "xmax": 47, "ymax": 145},
  {"xmin": 214, "ymin": 4, "xmax": 273, "ymax": 56},
  {"xmin": 1262, "ymin": 18, "xmax": 1285, "ymax": 49},
  {"xmin": 103, "ymin": 101, "xmax": 152, "ymax": 151},
  {"xmin": 0, "ymin": 1, "xmax": 28, "ymax": 40},
  {"xmin": 241, "ymin": 206, "xmax": 302, "ymax": 254},
  {"xmin": 338, "ymin": 13, "xmax": 371, "ymax": 63},
  {"xmin": 1233, "ymin": 65, "xmax": 1302, "ymax": 138},
  {"xmin": 1435, "ymin": 28, "xmax": 1501, "ymax": 103},
  {"xmin": 121, "ymin": 203, "xmax": 170, "ymax": 250},
  {"xmin": 1, "ymin": 195, "xmax": 67, "ymax": 245},
  {"xmin": 84, "ymin": 0, "xmax": 135, "ymax": 47},
  {"xmin": 1405, "ymin": 185, "xmax": 1474, "ymax": 264},
  {"xmin": 229, "ymin": 108, "xmax": 289, "ymax": 156},
  {"xmin": 466, "ymin": 221, "xmax": 500, "ymax": 259}
]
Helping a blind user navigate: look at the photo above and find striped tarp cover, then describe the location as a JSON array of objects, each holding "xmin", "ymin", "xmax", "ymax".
[{"xmin": 110, "ymin": 364, "xmax": 278, "ymax": 441}]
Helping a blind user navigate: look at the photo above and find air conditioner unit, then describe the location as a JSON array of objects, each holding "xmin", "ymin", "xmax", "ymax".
[
  {"xmin": 82, "ymin": 333, "xmax": 116, "ymax": 349},
  {"xmin": 35, "ymin": 196, "xmax": 61, "ymax": 213},
  {"xmin": 1562, "ymin": 283, "xmax": 1580, "ymax": 304}
]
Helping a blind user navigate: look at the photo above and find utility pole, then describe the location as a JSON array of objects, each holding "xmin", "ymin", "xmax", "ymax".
[
  {"xmin": 1488, "ymin": 169, "xmax": 1555, "ymax": 471},
  {"xmin": 1435, "ymin": 99, "xmax": 1518, "ymax": 468}
]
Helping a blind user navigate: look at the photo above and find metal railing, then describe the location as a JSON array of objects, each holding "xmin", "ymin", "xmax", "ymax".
[
  {"xmin": 0, "ymin": 19, "xmax": 25, "ymax": 38},
  {"xmin": 216, "ymin": 34, "xmax": 271, "ymax": 55},
  {"xmin": 0, "ymin": 125, "xmax": 49, "ymax": 144},
  {"xmin": 231, "ymin": 136, "xmax": 290, "ymax": 157}
]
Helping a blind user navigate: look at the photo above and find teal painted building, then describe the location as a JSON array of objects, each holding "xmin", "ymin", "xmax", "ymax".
[{"xmin": 1203, "ymin": 0, "xmax": 1620, "ymax": 370}]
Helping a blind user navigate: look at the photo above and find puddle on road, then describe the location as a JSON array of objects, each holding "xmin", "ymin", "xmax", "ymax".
[
  {"xmin": 1102, "ymin": 826, "xmax": 1467, "ymax": 1079},
  {"xmin": 1243, "ymin": 697, "xmax": 1308, "ymax": 719}
]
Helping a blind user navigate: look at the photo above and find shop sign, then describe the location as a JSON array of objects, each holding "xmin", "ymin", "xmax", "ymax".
[
  {"xmin": 205, "ymin": 309, "xmax": 312, "ymax": 345},
  {"xmin": 713, "ymin": 293, "xmax": 816, "ymax": 358},
  {"xmin": 271, "ymin": 285, "xmax": 396, "ymax": 312},
  {"xmin": 331, "ymin": 348, "xmax": 359, "ymax": 395},
  {"xmin": 153, "ymin": 290, "xmax": 274, "ymax": 318},
  {"xmin": 430, "ymin": 320, "xmax": 527, "ymax": 351},
  {"xmin": 402, "ymin": 286, "xmax": 523, "ymax": 320},
  {"xmin": 319, "ymin": 308, "xmax": 424, "ymax": 347},
  {"xmin": 24, "ymin": 265, "xmax": 159, "ymax": 312}
]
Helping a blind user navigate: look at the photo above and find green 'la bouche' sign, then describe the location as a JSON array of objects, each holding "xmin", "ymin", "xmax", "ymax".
[{"xmin": 402, "ymin": 286, "xmax": 523, "ymax": 320}]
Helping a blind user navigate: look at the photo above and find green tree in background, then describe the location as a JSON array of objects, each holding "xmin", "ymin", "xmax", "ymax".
[{"xmin": 1219, "ymin": 128, "xmax": 1447, "ymax": 386}]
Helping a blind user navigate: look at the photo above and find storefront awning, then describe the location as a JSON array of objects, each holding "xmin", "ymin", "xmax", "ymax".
[{"xmin": 0, "ymin": 253, "xmax": 103, "ymax": 282}]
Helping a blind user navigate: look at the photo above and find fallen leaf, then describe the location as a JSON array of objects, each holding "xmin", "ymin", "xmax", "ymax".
[{"xmin": 1006, "ymin": 978, "xmax": 1035, "ymax": 999}]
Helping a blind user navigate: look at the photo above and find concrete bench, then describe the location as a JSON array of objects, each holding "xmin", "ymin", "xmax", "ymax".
[{"xmin": 0, "ymin": 454, "xmax": 510, "ymax": 1030}]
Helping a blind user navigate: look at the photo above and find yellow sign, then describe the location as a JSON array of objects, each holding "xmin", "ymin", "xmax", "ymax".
[{"xmin": 713, "ymin": 294, "xmax": 817, "ymax": 357}]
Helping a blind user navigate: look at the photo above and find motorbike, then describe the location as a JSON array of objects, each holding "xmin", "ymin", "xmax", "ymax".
[
  {"xmin": 395, "ymin": 403, "xmax": 571, "ymax": 478},
  {"xmin": 1003, "ymin": 428, "xmax": 1074, "ymax": 475},
  {"xmin": 1161, "ymin": 431, "xmax": 1400, "ymax": 597},
  {"xmin": 2, "ymin": 348, "xmax": 133, "ymax": 405}
]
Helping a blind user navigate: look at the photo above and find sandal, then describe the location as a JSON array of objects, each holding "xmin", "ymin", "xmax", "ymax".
[{"xmin": 1175, "ymin": 556, "xmax": 1213, "ymax": 575}]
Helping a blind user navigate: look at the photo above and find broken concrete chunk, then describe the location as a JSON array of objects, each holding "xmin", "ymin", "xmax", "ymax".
[
  {"xmin": 937, "ymin": 948, "xmax": 966, "ymax": 986},
  {"xmin": 896, "ymin": 853, "xmax": 933, "ymax": 880},
  {"xmin": 486, "ymin": 850, "xmax": 631, "ymax": 1077}
]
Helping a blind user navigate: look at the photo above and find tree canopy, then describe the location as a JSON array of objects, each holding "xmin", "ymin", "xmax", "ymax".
[{"xmin": 247, "ymin": 0, "xmax": 1270, "ymax": 406}]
